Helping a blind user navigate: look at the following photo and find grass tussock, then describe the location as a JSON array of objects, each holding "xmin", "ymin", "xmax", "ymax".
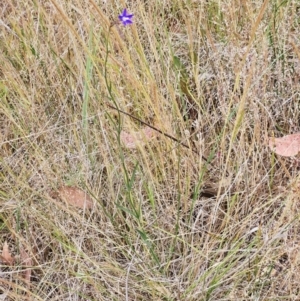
[{"xmin": 1, "ymin": 0, "xmax": 300, "ymax": 300}]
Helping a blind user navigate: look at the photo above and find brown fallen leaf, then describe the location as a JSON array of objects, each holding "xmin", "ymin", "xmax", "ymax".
[
  {"xmin": 120, "ymin": 126, "xmax": 157, "ymax": 149},
  {"xmin": 1, "ymin": 241, "xmax": 14, "ymax": 265},
  {"xmin": 268, "ymin": 133, "xmax": 300, "ymax": 157},
  {"xmin": 58, "ymin": 186, "xmax": 93, "ymax": 209}
]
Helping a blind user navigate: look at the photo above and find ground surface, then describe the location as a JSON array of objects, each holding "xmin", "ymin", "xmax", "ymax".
[{"xmin": 1, "ymin": 0, "xmax": 300, "ymax": 300}]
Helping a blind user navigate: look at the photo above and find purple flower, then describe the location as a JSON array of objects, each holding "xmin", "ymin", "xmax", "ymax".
[{"xmin": 118, "ymin": 9, "xmax": 134, "ymax": 26}]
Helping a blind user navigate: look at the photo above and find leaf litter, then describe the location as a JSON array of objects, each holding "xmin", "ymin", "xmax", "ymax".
[
  {"xmin": 1, "ymin": 242, "xmax": 33, "ymax": 286},
  {"xmin": 57, "ymin": 186, "xmax": 94, "ymax": 209},
  {"xmin": 268, "ymin": 133, "xmax": 300, "ymax": 157},
  {"xmin": 120, "ymin": 126, "xmax": 157, "ymax": 149},
  {"xmin": 0, "ymin": 242, "xmax": 14, "ymax": 265}
]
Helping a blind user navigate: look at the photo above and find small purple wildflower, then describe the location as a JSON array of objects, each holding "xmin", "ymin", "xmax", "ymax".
[{"xmin": 118, "ymin": 9, "xmax": 134, "ymax": 26}]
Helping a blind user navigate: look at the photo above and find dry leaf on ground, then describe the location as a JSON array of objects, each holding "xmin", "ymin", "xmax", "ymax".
[
  {"xmin": 0, "ymin": 242, "xmax": 14, "ymax": 265},
  {"xmin": 268, "ymin": 133, "xmax": 300, "ymax": 157},
  {"xmin": 120, "ymin": 126, "xmax": 157, "ymax": 149},
  {"xmin": 58, "ymin": 186, "xmax": 93, "ymax": 209}
]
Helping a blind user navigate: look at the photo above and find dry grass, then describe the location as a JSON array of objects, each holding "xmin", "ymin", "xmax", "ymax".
[{"xmin": 1, "ymin": 0, "xmax": 300, "ymax": 300}]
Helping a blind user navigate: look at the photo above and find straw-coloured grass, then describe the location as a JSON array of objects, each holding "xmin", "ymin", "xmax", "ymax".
[{"xmin": 1, "ymin": 0, "xmax": 300, "ymax": 300}]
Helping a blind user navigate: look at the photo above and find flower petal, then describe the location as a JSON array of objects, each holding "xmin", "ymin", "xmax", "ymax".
[{"xmin": 118, "ymin": 9, "xmax": 134, "ymax": 26}]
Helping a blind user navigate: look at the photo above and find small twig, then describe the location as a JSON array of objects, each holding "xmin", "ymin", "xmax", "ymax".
[{"xmin": 105, "ymin": 102, "xmax": 209, "ymax": 163}]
